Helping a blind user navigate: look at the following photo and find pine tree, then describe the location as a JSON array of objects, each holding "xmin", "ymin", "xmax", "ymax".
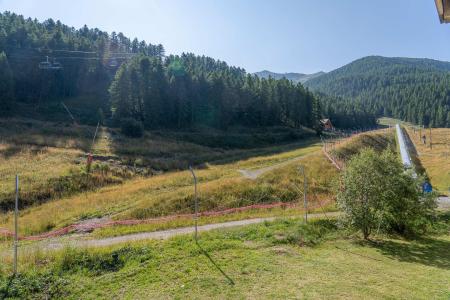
[{"xmin": 0, "ymin": 52, "xmax": 14, "ymax": 116}]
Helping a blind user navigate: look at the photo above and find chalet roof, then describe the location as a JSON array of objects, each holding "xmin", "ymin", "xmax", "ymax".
[
  {"xmin": 435, "ymin": 0, "xmax": 450, "ymax": 23},
  {"xmin": 320, "ymin": 119, "xmax": 331, "ymax": 124}
]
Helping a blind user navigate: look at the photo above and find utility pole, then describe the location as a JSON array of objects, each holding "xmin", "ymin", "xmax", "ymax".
[
  {"xmin": 14, "ymin": 175, "xmax": 19, "ymax": 275},
  {"xmin": 189, "ymin": 166, "xmax": 198, "ymax": 241}
]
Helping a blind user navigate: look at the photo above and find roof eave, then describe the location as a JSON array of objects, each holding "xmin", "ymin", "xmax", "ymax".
[{"xmin": 435, "ymin": 0, "xmax": 450, "ymax": 23}]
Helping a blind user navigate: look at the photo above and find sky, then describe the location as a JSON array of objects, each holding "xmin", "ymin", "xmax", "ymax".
[{"xmin": 1, "ymin": 0, "xmax": 449, "ymax": 74}]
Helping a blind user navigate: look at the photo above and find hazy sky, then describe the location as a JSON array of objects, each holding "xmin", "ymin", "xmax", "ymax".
[{"xmin": 1, "ymin": 0, "xmax": 449, "ymax": 73}]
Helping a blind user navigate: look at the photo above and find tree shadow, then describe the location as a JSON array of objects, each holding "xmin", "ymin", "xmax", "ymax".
[
  {"xmin": 369, "ymin": 237, "xmax": 450, "ymax": 270},
  {"xmin": 0, "ymin": 144, "xmax": 48, "ymax": 159},
  {"xmin": 0, "ymin": 145, "xmax": 24, "ymax": 159},
  {"xmin": 195, "ymin": 239, "xmax": 235, "ymax": 286},
  {"xmin": 109, "ymin": 127, "xmax": 321, "ymax": 171},
  {"xmin": 0, "ymin": 118, "xmax": 94, "ymax": 153}
]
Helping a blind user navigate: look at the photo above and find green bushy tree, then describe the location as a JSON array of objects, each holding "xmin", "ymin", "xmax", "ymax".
[{"xmin": 337, "ymin": 148, "xmax": 436, "ymax": 239}]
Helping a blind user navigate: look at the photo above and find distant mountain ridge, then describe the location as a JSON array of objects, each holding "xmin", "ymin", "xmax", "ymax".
[
  {"xmin": 254, "ymin": 70, "xmax": 326, "ymax": 83},
  {"xmin": 304, "ymin": 55, "xmax": 450, "ymax": 127}
]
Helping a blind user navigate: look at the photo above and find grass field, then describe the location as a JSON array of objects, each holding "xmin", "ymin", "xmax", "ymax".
[
  {"xmin": 404, "ymin": 127, "xmax": 450, "ymax": 195},
  {"xmin": 1, "ymin": 215, "xmax": 449, "ymax": 299},
  {"xmin": 0, "ymin": 140, "xmax": 330, "ymax": 236},
  {"xmin": 0, "ymin": 117, "xmax": 334, "ymax": 237},
  {"xmin": 0, "ymin": 121, "xmax": 398, "ymax": 238},
  {"xmin": 330, "ymin": 129, "xmax": 395, "ymax": 162},
  {"xmin": 0, "ymin": 117, "xmax": 448, "ymax": 299}
]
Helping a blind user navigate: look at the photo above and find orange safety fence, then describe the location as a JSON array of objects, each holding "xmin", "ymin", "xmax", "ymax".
[{"xmin": 0, "ymin": 199, "xmax": 331, "ymax": 241}]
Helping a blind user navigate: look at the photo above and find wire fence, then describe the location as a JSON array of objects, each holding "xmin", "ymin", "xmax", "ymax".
[{"xmin": 0, "ymin": 198, "xmax": 332, "ymax": 241}]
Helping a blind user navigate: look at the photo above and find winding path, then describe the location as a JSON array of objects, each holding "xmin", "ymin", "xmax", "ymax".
[
  {"xmin": 238, "ymin": 152, "xmax": 315, "ymax": 179},
  {"xmin": 33, "ymin": 212, "xmax": 340, "ymax": 250}
]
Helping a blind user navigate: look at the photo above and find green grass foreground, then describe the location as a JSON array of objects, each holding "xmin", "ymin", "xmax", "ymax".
[{"xmin": 1, "ymin": 215, "xmax": 449, "ymax": 299}]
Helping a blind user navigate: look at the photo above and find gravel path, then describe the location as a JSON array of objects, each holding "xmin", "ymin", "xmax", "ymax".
[{"xmin": 40, "ymin": 212, "xmax": 339, "ymax": 250}]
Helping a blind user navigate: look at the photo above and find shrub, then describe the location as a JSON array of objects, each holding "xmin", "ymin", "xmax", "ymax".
[
  {"xmin": 337, "ymin": 148, "xmax": 436, "ymax": 239},
  {"xmin": 121, "ymin": 118, "xmax": 144, "ymax": 138}
]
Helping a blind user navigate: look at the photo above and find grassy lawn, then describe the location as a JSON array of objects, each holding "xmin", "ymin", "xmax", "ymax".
[{"xmin": 1, "ymin": 217, "xmax": 449, "ymax": 299}]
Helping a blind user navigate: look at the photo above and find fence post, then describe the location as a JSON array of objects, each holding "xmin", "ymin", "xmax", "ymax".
[
  {"xmin": 14, "ymin": 175, "xmax": 19, "ymax": 275},
  {"xmin": 429, "ymin": 127, "xmax": 432, "ymax": 150},
  {"xmin": 299, "ymin": 166, "xmax": 308, "ymax": 223},
  {"xmin": 189, "ymin": 166, "xmax": 198, "ymax": 241}
]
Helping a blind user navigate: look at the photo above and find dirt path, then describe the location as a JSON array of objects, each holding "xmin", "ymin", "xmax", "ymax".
[
  {"xmin": 37, "ymin": 212, "xmax": 339, "ymax": 250},
  {"xmin": 238, "ymin": 153, "xmax": 314, "ymax": 179}
]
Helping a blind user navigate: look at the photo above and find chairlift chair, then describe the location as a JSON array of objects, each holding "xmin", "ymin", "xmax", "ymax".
[
  {"xmin": 38, "ymin": 56, "xmax": 52, "ymax": 69},
  {"xmin": 38, "ymin": 56, "xmax": 62, "ymax": 70},
  {"xmin": 51, "ymin": 58, "xmax": 62, "ymax": 70}
]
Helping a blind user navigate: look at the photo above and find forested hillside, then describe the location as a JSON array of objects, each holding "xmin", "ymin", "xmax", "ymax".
[
  {"xmin": 0, "ymin": 11, "xmax": 164, "ymax": 123},
  {"xmin": 305, "ymin": 56, "xmax": 450, "ymax": 127},
  {"xmin": 110, "ymin": 54, "xmax": 322, "ymax": 130},
  {"xmin": 254, "ymin": 70, "xmax": 325, "ymax": 83},
  {"xmin": 0, "ymin": 11, "xmax": 375, "ymax": 132}
]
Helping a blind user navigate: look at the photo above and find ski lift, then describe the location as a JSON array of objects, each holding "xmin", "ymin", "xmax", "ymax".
[
  {"xmin": 38, "ymin": 56, "xmax": 52, "ymax": 69},
  {"xmin": 51, "ymin": 58, "xmax": 62, "ymax": 70},
  {"xmin": 38, "ymin": 56, "xmax": 62, "ymax": 70}
]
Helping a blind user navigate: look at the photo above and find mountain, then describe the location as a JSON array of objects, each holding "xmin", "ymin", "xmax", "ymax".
[
  {"xmin": 0, "ymin": 12, "xmax": 322, "ymax": 132},
  {"xmin": 254, "ymin": 70, "xmax": 325, "ymax": 83},
  {"xmin": 305, "ymin": 56, "xmax": 450, "ymax": 127}
]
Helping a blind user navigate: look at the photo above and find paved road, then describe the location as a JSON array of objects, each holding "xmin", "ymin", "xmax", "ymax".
[
  {"xmin": 41, "ymin": 212, "xmax": 339, "ymax": 250},
  {"xmin": 438, "ymin": 196, "xmax": 450, "ymax": 209}
]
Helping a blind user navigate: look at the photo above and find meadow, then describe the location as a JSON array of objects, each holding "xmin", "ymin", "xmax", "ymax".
[
  {"xmin": 0, "ymin": 120, "xmax": 396, "ymax": 238},
  {"xmin": 0, "ymin": 118, "xmax": 447, "ymax": 300},
  {"xmin": 0, "ymin": 118, "xmax": 328, "ymax": 237},
  {"xmin": 1, "ymin": 214, "xmax": 449, "ymax": 299}
]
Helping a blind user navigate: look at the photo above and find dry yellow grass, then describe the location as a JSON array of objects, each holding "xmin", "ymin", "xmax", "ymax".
[
  {"xmin": 405, "ymin": 127, "xmax": 450, "ymax": 195},
  {"xmin": 0, "ymin": 133, "xmax": 325, "ymax": 236},
  {"xmin": 0, "ymin": 144, "xmax": 81, "ymax": 194},
  {"xmin": 0, "ymin": 118, "xmax": 399, "ymax": 238}
]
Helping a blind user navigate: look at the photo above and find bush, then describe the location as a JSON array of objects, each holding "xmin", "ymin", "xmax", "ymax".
[
  {"xmin": 336, "ymin": 148, "xmax": 436, "ymax": 239},
  {"xmin": 121, "ymin": 118, "xmax": 144, "ymax": 138}
]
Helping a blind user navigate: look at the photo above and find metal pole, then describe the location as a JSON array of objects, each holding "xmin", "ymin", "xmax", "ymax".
[
  {"xmin": 299, "ymin": 166, "xmax": 307, "ymax": 223},
  {"xmin": 14, "ymin": 175, "xmax": 18, "ymax": 275},
  {"xmin": 429, "ymin": 126, "xmax": 432, "ymax": 150},
  {"xmin": 304, "ymin": 169, "xmax": 308, "ymax": 223},
  {"xmin": 189, "ymin": 166, "xmax": 198, "ymax": 241},
  {"xmin": 91, "ymin": 121, "xmax": 100, "ymax": 150},
  {"xmin": 61, "ymin": 102, "xmax": 76, "ymax": 124}
]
